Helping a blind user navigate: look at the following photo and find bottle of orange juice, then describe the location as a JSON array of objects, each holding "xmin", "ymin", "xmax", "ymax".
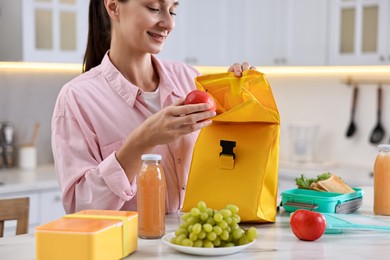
[
  {"xmin": 373, "ymin": 144, "xmax": 390, "ymax": 215},
  {"xmin": 137, "ymin": 154, "xmax": 166, "ymax": 238}
]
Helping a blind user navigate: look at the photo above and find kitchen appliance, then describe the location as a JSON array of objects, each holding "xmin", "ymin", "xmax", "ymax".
[{"xmin": 288, "ymin": 122, "xmax": 319, "ymax": 163}]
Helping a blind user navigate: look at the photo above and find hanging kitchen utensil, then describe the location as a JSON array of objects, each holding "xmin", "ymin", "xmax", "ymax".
[
  {"xmin": 346, "ymin": 85, "xmax": 359, "ymax": 138},
  {"xmin": 369, "ymin": 84, "xmax": 385, "ymax": 144}
]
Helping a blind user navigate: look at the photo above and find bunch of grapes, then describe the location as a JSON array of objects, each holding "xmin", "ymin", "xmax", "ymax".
[{"xmin": 170, "ymin": 201, "xmax": 258, "ymax": 248}]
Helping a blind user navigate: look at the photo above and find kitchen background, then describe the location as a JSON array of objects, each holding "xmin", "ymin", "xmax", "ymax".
[{"xmin": 1, "ymin": 0, "xmax": 390, "ymax": 176}]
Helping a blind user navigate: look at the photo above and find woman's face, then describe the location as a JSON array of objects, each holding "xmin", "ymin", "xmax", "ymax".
[{"xmin": 115, "ymin": 0, "xmax": 179, "ymax": 55}]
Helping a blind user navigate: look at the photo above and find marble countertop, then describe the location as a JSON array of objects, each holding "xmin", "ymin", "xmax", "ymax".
[
  {"xmin": 0, "ymin": 164, "xmax": 58, "ymax": 194},
  {"xmin": 1, "ymin": 186, "xmax": 389, "ymax": 259}
]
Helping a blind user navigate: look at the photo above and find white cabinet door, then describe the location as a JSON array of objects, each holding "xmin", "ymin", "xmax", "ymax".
[
  {"xmin": 22, "ymin": 0, "xmax": 88, "ymax": 63},
  {"xmin": 39, "ymin": 188, "xmax": 65, "ymax": 224},
  {"xmin": 329, "ymin": 0, "xmax": 390, "ymax": 65},
  {"xmin": 282, "ymin": 0, "xmax": 329, "ymax": 65},
  {"xmin": 158, "ymin": 0, "xmax": 329, "ymax": 66}
]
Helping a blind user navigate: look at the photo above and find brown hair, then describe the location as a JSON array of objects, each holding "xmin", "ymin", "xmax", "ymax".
[{"xmin": 82, "ymin": 0, "xmax": 127, "ymax": 72}]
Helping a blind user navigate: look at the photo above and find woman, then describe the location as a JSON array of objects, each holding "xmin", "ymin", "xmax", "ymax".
[{"xmin": 52, "ymin": 0, "xmax": 254, "ymax": 214}]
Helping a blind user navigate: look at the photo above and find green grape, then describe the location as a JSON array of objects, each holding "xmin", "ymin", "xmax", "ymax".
[
  {"xmin": 224, "ymin": 242, "xmax": 235, "ymax": 247},
  {"xmin": 226, "ymin": 226, "xmax": 231, "ymax": 233},
  {"xmin": 197, "ymin": 201, "xmax": 207, "ymax": 212},
  {"xmin": 179, "ymin": 222, "xmax": 188, "ymax": 229},
  {"xmin": 220, "ymin": 209, "xmax": 232, "ymax": 218},
  {"xmin": 187, "ymin": 216, "xmax": 200, "ymax": 225},
  {"xmin": 175, "ymin": 227, "xmax": 187, "ymax": 237},
  {"xmin": 246, "ymin": 227, "xmax": 259, "ymax": 242},
  {"xmin": 203, "ymin": 240, "xmax": 214, "ymax": 248},
  {"xmin": 226, "ymin": 204, "xmax": 239, "ymax": 214},
  {"xmin": 189, "ymin": 232, "xmax": 198, "ymax": 241},
  {"xmin": 181, "ymin": 238, "xmax": 194, "ymax": 247},
  {"xmin": 217, "ymin": 220, "xmax": 228, "ymax": 229},
  {"xmin": 187, "ymin": 224, "xmax": 193, "ymax": 233},
  {"xmin": 229, "ymin": 223, "xmax": 239, "ymax": 231},
  {"xmin": 230, "ymin": 215, "xmax": 239, "ymax": 225},
  {"xmin": 213, "ymin": 226, "xmax": 222, "ymax": 235},
  {"xmin": 224, "ymin": 216, "xmax": 232, "ymax": 224},
  {"xmin": 232, "ymin": 214, "xmax": 241, "ymax": 224},
  {"xmin": 213, "ymin": 212, "xmax": 223, "ymax": 222},
  {"xmin": 170, "ymin": 237, "xmax": 177, "ymax": 245},
  {"xmin": 206, "ymin": 217, "xmax": 216, "ymax": 226},
  {"xmin": 192, "ymin": 223, "xmax": 202, "ymax": 235},
  {"xmin": 232, "ymin": 228, "xmax": 244, "ymax": 240},
  {"xmin": 191, "ymin": 207, "xmax": 201, "ymax": 217},
  {"xmin": 238, "ymin": 234, "xmax": 249, "ymax": 245},
  {"xmin": 200, "ymin": 212, "xmax": 208, "ymax": 221},
  {"xmin": 173, "ymin": 202, "xmax": 258, "ymax": 248},
  {"xmin": 203, "ymin": 223, "xmax": 213, "ymax": 232},
  {"xmin": 220, "ymin": 230, "xmax": 229, "ymax": 241},
  {"xmin": 193, "ymin": 240, "xmax": 203, "ymax": 248},
  {"xmin": 212, "ymin": 237, "xmax": 221, "ymax": 247},
  {"xmin": 175, "ymin": 234, "xmax": 187, "ymax": 244},
  {"xmin": 206, "ymin": 231, "xmax": 217, "ymax": 241},
  {"xmin": 181, "ymin": 212, "xmax": 191, "ymax": 221},
  {"xmin": 198, "ymin": 230, "xmax": 206, "ymax": 240}
]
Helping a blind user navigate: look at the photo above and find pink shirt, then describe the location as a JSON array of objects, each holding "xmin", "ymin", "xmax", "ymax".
[{"xmin": 52, "ymin": 54, "xmax": 200, "ymax": 214}]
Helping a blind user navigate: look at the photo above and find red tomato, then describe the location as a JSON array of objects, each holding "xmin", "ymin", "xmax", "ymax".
[{"xmin": 290, "ymin": 209, "xmax": 327, "ymax": 241}]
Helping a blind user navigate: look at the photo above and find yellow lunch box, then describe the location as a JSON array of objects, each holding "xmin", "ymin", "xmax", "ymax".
[{"xmin": 35, "ymin": 210, "xmax": 138, "ymax": 260}]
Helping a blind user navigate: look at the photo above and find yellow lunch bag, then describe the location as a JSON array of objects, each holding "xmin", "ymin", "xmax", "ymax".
[{"xmin": 182, "ymin": 70, "xmax": 280, "ymax": 223}]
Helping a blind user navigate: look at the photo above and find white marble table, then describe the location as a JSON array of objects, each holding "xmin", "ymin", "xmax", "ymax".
[{"xmin": 1, "ymin": 186, "xmax": 389, "ymax": 259}]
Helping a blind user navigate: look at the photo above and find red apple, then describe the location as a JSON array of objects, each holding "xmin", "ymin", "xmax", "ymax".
[
  {"xmin": 184, "ymin": 90, "xmax": 216, "ymax": 112},
  {"xmin": 290, "ymin": 209, "xmax": 327, "ymax": 241}
]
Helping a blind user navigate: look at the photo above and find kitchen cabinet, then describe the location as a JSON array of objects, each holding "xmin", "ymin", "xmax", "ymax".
[
  {"xmin": 157, "ymin": 0, "xmax": 328, "ymax": 66},
  {"xmin": 0, "ymin": 0, "xmax": 88, "ymax": 63},
  {"xmin": 329, "ymin": 0, "xmax": 390, "ymax": 65}
]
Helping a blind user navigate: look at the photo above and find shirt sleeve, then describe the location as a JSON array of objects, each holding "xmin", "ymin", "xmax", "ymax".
[{"xmin": 51, "ymin": 87, "xmax": 135, "ymax": 214}]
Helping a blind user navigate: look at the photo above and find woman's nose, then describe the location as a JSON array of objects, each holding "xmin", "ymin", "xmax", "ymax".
[{"xmin": 158, "ymin": 12, "xmax": 175, "ymax": 31}]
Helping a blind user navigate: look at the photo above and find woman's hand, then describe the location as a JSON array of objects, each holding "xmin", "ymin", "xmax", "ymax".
[
  {"xmin": 140, "ymin": 99, "xmax": 216, "ymax": 147},
  {"xmin": 116, "ymin": 100, "xmax": 215, "ymax": 180},
  {"xmin": 228, "ymin": 62, "xmax": 256, "ymax": 77}
]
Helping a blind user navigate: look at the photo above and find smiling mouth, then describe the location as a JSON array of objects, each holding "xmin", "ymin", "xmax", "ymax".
[{"xmin": 147, "ymin": 32, "xmax": 167, "ymax": 41}]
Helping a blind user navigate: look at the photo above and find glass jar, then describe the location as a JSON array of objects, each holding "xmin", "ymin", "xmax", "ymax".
[
  {"xmin": 136, "ymin": 154, "xmax": 166, "ymax": 238},
  {"xmin": 373, "ymin": 144, "xmax": 390, "ymax": 215}
]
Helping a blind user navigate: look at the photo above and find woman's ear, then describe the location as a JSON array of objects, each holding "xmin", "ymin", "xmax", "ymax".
[{"xmin": 104, "ymin": 0, "xmax": 119, "ymax": 19}]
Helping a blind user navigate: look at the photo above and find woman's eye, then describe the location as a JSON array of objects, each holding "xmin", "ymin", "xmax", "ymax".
[
  {"xmin": 148, "ymin": 7, "xmax": 160, "ymax": 12},
  {"xmin": 170, "ymin": 11, "xmax": 177, "ymax": 16}
]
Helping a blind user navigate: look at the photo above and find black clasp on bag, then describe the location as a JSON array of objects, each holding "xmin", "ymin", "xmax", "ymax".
[{"xmin": 220, "ymin": 140, "xmax": 236, "ymax": 159}]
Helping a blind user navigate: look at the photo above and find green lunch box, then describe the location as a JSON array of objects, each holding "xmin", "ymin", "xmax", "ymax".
[{"xmin": 280, "ymin": 188, "xmax": 364, "ymax": 214}]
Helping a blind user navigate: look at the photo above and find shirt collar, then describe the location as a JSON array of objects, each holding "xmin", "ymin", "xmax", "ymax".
[{"xmin": 101, "ymin": 53, "xmax": 180, "ymax": 108}]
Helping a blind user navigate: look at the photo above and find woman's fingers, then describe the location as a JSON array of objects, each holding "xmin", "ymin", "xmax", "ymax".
[{"xmin": 228, "ymin": 61, "xmax": 256, "ymax": 77}]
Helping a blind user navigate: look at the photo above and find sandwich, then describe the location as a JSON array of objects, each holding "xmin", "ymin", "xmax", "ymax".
[{"xmin": 295, "ymin": 172, "xmax": 355, "ymax": 194}]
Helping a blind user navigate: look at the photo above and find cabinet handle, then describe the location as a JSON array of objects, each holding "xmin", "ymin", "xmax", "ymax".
[{"xmin": 53, "ymin": 196, "xmax": 61, "ymax": 202}]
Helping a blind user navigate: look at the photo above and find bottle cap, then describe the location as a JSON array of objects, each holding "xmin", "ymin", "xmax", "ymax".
[
  {"xmin": 141, "ymin": 154, "xmax": 162, "ymax": 161},
  {"xmin": 378, "ymin": 144, "xmax": 390, "ymax": 152}
]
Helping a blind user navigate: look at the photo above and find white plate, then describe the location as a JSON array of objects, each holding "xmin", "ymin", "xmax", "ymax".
[{"xmin": 162, "ymin": 232, "xmax": 256, "ymax": 256}]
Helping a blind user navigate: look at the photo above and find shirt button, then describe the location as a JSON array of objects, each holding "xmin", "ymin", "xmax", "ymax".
[
  {"xmin": 182, "ymin": 186, "xmax": 186, "ymax": 190},
  {"xmin": 177, "ymin": 158, "xmax": 182, "ymax": 164}
]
